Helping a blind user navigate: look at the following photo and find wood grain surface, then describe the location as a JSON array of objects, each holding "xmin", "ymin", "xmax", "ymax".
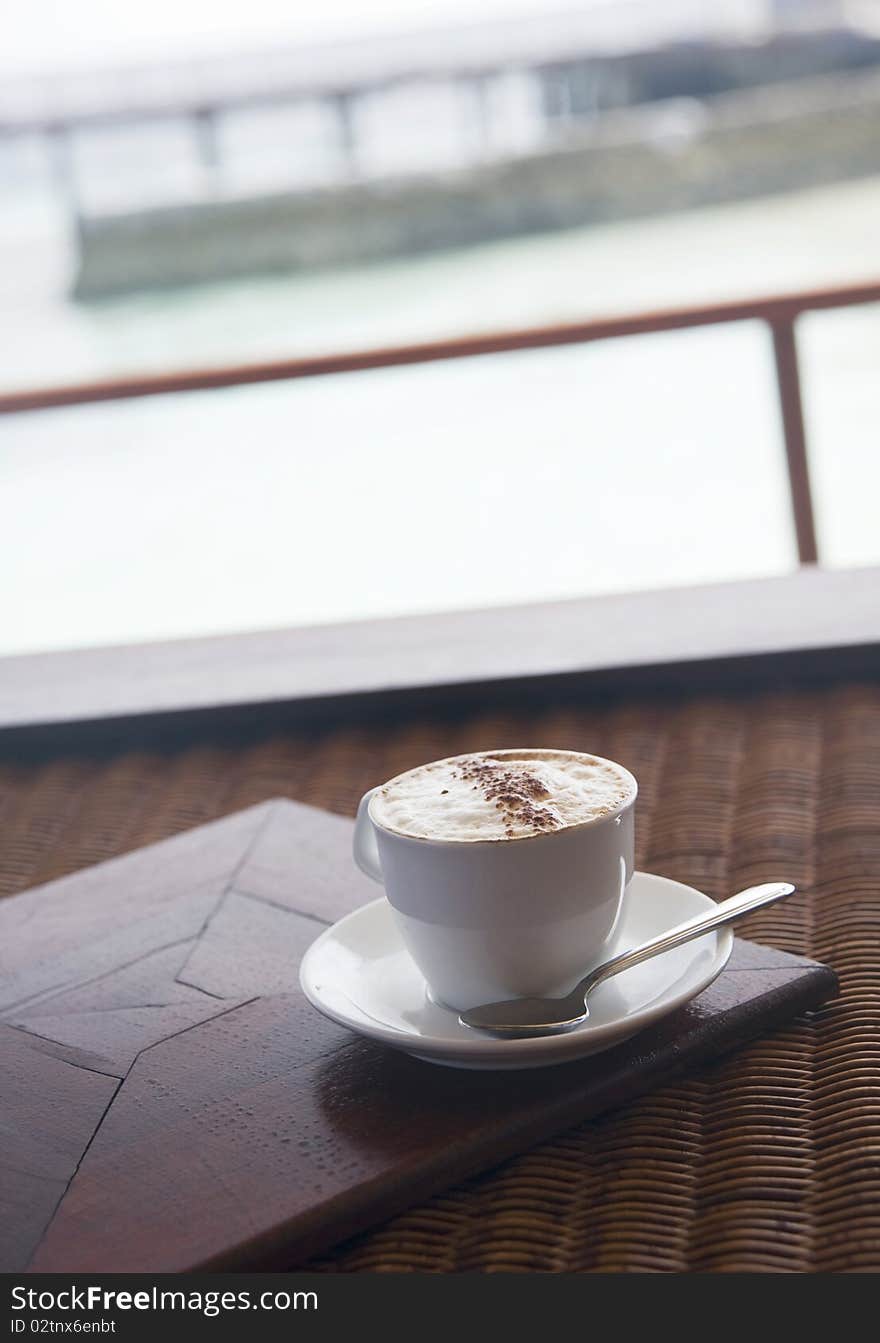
[{"xmin": 0, "ymin": 799, "xmax": 836, "ymax": 1272}]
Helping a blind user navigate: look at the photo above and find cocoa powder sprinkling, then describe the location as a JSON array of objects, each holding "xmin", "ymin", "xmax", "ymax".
[{"xmin": 455, "ymin": 757, "xmax": 560, "ymax": 834}]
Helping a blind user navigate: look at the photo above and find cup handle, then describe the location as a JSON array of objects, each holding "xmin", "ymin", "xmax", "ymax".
[{"xmin": 353, "ymin": 788, "xmax": 383, "ymax": 883}]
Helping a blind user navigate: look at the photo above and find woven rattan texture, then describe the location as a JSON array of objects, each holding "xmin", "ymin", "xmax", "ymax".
[{"xmin": 2, "ymin": 683, "xmax": 878, "ymax": 1272}]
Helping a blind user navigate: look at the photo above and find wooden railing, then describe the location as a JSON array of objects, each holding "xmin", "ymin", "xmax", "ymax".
[{"xmin": 4, "ymin": 279, "xmax": 880, "ymax": 565}]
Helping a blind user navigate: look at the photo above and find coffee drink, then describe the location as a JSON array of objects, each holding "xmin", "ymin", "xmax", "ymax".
[
  {"xmin": 370, "ymin": 749, "xmax": 636, "ymax": 843},
  {"xmin": 355, "ymin": 747, "xmax": 638, "ymax": 1007}
]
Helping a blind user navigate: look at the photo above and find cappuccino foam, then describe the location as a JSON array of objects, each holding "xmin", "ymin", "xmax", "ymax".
[{"xmin": 370, "ymin": 749, "xmax": 635, "ymax": 843}]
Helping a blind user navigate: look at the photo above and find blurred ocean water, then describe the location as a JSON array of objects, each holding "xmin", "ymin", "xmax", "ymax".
[{"xmin": 2, "ymin": 164, "xmax": 879, "ymax": 656}]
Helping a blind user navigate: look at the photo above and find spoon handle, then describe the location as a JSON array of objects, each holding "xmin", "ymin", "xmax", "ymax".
[{"xmin": 583, "ymin": 882, "xmax": 795, "ymax": 996}]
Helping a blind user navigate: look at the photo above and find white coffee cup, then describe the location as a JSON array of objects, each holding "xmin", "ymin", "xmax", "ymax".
[{"xmin": 353, "ymin": 753, "xmax": 637, "ymax": 1011}]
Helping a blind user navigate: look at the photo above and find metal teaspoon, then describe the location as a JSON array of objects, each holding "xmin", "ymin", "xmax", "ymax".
[{"xmin": 458, "ymin": 882, "xmax": 795, "ymax": 1038}]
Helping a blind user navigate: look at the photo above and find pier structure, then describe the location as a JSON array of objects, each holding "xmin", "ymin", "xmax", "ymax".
[{"xmin": 1, "ymin": 7, "xmax": 876, "ymax": 223}]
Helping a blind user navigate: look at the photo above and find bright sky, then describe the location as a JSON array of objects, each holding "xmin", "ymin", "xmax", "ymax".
[{"xmin": 3, "ymin": 0, "xmax": 600, "ymax": 76}]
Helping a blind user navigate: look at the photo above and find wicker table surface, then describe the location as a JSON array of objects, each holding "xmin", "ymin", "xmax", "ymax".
[{"xmin": 3, "ymin": 679, "xmax": 878, "ymax": 1272}]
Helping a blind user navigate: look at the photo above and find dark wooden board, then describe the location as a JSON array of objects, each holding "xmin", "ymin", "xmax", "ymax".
[{"xmin": 0, "ymin": 800, "xmax": 837, "ymax": 1273}]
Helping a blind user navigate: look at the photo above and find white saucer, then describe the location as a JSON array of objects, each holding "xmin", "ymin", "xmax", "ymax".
[{"xmin": 299, "ymin": 872, "xmax": 733, "ymax": 1070}]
